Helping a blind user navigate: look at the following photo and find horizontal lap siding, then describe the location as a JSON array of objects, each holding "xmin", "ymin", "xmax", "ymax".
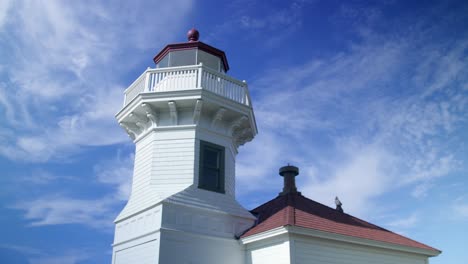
[
  {"xmin": 224, "ymin": 150, "xmax": 235, "ymax": 197},
  {"xmin": 123, "ymin": 136, "xmax": 155, "ymax": 216},
  {"xmin": 248, "ymin": 241, "xmax": 290, "ymax": 264},
  {"xmin": 294, "ymin": 238, "xmax": 425, "ymax": 264},
  {"xmin": 118, "ymin": 133, "xmax": 196, "ymax": 220},
  {"xmin": 114, "ymin": 239, "xmax": 159, "ymax": 264},
  {"xmin": 159, "ymin": 229, "xmax": 244, "ymax": 264},
  {"xmin": 150, "ymin": 138, "xmax": 195, "ymax": 196},
  {"xmin": 131, "ymin": 138, "xmax": 153, "ymax": 193},
  {"xmin": 114, "ymin": 206, "xmax": 162, "ymax": 244}
]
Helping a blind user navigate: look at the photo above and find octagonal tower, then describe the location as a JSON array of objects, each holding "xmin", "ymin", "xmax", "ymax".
[{"xmin": 112, "ymin": 29, "xmax": 257, "ymax": 264}]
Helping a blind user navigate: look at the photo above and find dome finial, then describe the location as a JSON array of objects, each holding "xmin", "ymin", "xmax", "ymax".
[{"xmin": 187, "ymin": 28, "xmax": 199, "ymax": 42}]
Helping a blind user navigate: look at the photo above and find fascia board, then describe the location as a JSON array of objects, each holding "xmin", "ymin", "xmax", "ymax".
[
  {"xmin": 287, "ymin": 226, "xmax": 441, "ymax": 257},
  {"xmin": 116, "ymin": 89, "xmax": 253, "ymax": 122},
  {"xmin": 115, "ymin": 89, "xmax": 203, "ymax": 121},
  {"xmin": 240, "ymin": 227, "xmax": 289, "ymax": 245}
]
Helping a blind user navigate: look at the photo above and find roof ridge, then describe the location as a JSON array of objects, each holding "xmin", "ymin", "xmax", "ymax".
[
  {"xmin": 296, "ymin": 193, "xmax": 389, "ymax": 231},
  {"xmin": 249, "ymin": 194, "xmax": 283, "ymax": 212}
]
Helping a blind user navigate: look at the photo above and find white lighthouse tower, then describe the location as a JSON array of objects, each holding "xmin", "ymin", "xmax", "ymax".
[{"xmin": 112, "ymin": 29, "xmax": 257, "ymax": 264}]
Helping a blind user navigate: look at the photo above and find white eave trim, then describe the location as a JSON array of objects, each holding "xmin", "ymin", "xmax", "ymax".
[
  {"xmin": 240, "ymin": 225, "xmax": 440, "ymax": 257},
  {"xmin": 116, "ymin": 89, "xmax": 254, "ymax": 121},
  {"xmin": 240, "ymin": 226, "xmax": 289, "ymax": 245}
]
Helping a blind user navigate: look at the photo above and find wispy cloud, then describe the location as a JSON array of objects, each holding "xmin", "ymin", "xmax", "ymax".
[
  {"xmin": 94, "ymin": 151, "xmax": 134, "ymax": 201},
  {"xmin": 0, "ymin": 0, "xmax": 12, "ymax": 29},
  {"xmin": 411, "ymin": 182, "xmax": 434, "ymax": 199},
  {"xmin": 238, "ymin": 1, "xmax": 303, "ymax": 31},
  {"xmin": 0, "ymin": 244, "xmax": 42, "ymax": 256},
  {"xmin": 207, "ymin": 0, "xmax": 310, "ymax": 47},
  {"xmin": 17, "ymin": 169, "xmax": 73, "ymax": 185},
  {"xmin": 0, "ymin": 0, "xmax": 193, "ymax": 162},
  {"xmin": 12, "ymin": 151, "xmax": 134, "ymax": 228},
  {"xmin": 303, "ymin": 144, "xmax": 393, "ymax": 215},
  {"xmin": 29, "ymin": 253, "xmax": 89, "ymax": 264},
  {"xmin": 0, "ymin": 244, "xmax": 90, "ymax": 264},
  {"xmin": 452, "ymin": 196, "xmax": 468, "ymax": 219},
  {"xmin": 386, "ymin": 213, "xmax": 419, "ymax": 229},
  {"xmin": 453, "ymin": 204, "xmax": 468, "ymax": 218},
  {"xmin": 13, "ymin": 195, "xmax": 115, "ymax": 228},
  {"xmin": 236, "ymin": 6, "xmax": 468, "ymax": 219}
]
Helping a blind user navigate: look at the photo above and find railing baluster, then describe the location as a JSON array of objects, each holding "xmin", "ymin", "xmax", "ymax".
[
  {"xmin": 178, "ymin": 70, "xmax": 182, "ymax": 90},
  {"xmin": 173, "ymin": 71, "xmax": 177, "ymax": 91},
  {"xmin": 212, "ymin": 73, "xmax": 216, "ymax": 93},
  {"xmin": 182, "ymin": 70, "xmax": 186, "ymax": 89},
  {"xmin": 180, "ymin": 70, "xmax": 183, "ymax": 90},
  {"xmin": 182, "ymin": 70, "xmax": 185, "ymax": 89}
]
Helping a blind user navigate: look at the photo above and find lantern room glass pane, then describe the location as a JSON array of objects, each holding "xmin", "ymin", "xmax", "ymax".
[
  {"xmin": 157, "ymin": 54, "xmax": 169, "ymax": 68},
  {"xmin": 197, "ymin": 50, "xmax": 221, "ymax": 72},
  {"xmin": 169, "ymin": 49, "xmax": 197, "ymax": 67}
]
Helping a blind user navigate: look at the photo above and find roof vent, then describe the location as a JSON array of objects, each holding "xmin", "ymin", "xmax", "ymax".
[{"xmin": 279, "ymin": 164, "xmax": 300, "ymax": 195}]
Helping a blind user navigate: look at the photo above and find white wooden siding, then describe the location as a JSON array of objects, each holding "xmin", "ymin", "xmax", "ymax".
[
  {"xmin": 246, "ymin": 239, "xmax": 291, "ymax": 264},
  {"xmin": 164, "ymin": 187, "xmax": 254, "ymax": 220},
  {"xmin": 159, "ymin": 228, "xmax": 244, "ymax": 264},
  {"xmin": 114, "ymin": 206, "xmax": 162, "ymax": 244},
  {"xmin": 162, "ymin": 199, "xmax": 254, "ymax": 239},
  {"xmin": 225, "ymin": 147, "xmax": 236, "ymax": 197},
  {"xmin": 116, "ymin": 130, "xmax": 196, "ymax": 221},
  {"xmin": 149, "ymin": 138, "xmax": 195, "ymax": 194},
  {"xmin": 114, "ymin": 239, "xmax": 159, "ymax": 264},
  {"xmin": 293, "ymin": 236, "xmax": 426, "ymax": 264}
]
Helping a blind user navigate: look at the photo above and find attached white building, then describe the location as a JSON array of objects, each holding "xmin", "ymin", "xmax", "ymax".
[{"xmin": 111, "ymin": 28, "xmax": 440, "ymax": 264}]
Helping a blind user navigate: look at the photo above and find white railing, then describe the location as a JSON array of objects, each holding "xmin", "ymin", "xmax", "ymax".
[{"xmin": 123, "ymin": 64, "xmax": 251, "ymax": 107}]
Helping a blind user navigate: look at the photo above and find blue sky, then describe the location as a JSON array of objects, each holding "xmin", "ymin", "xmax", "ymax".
[{"xmin": 0, "ymin": 0, "xmax": 467, "ymax": 263}]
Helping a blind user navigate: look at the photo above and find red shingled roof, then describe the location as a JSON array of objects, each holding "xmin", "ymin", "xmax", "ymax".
[{"xmin": 241, "ymin": 192, "xmax": 439, "ymax": 253}]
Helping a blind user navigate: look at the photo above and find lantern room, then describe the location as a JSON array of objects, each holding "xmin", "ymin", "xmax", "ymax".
[{"xmin": 153, "ymin": 28, "xmax": 229, "ymax": 73}]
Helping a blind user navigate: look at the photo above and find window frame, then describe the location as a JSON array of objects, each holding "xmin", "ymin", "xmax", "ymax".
[{"xmin": 198, "ymin": 140, "xmax": 225, "ymax": 193}]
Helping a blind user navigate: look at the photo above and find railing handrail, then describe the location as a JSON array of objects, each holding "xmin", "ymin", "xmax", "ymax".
[
  {"xmin": 123, "ymin": 71, "xmax": 147, "ymax": 94},
  {"xmin": 124, "ymin": 65, "xmax": 203, "ymax": 94},
  {"xmin": 202, "ymin": 66, "xmax": 247, "ymax": 87},
  {"xmin": 146, "ymin": 64, "xmax": 202, "ymax": 74}
]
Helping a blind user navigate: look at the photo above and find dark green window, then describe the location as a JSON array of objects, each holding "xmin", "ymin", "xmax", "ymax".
[{"xmin": 199, "ymin": 141, "xmax": 225, "ymax": 193}]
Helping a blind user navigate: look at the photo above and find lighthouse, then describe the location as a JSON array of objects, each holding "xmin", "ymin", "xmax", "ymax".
[
  {"xmin": 112, "ymin": 29, "xmax": 257, "ymax": 264},
  {"xmin": 111, "ymin": 29, "xmax": 441, "ymax": 264}
]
